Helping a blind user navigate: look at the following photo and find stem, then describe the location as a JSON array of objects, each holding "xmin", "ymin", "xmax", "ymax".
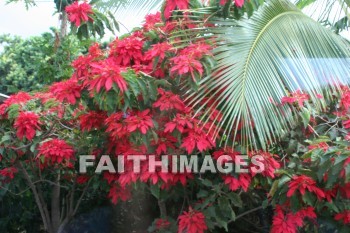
[
  {"xmin": 158, "ymin": 200, "xmax": 167, "ymax": 218},
  {"xmin": 51, "ymin": 173, "xmax": 61, "ymax": 233},
  {"xmin": 17, "ymin": 162, "xmax": 53, "ymax": 232}
]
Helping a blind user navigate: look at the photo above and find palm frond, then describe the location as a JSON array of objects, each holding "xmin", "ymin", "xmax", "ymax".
[
  {"xmin": 292, "ymin": 0, "xmax": 349, "ymax": 33},
  {"xmin": 96, "ymin": 0, "xmax": 162, "ymax": 32},
  {"xmin": 176, "ymin": 0, "xmax": 350, "ymax": 150}
]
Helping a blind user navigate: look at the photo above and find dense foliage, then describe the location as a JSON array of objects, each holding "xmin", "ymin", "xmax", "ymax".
[
  {"xmin": 0, "ymin": 32, "xmax": 88, "ymax": 95},
  {"xmin": 0, "ymin": 0, "xmax": 349, "ymax": 233}
]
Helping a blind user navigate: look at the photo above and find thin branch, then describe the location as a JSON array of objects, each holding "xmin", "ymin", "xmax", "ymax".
[
  {"xmin": 73, "ymin": 179, "xmax": 92, "ymax": 216},
  {"xmin": 0, "ymin": 179, "xmax": 69, "ymax": 196}
]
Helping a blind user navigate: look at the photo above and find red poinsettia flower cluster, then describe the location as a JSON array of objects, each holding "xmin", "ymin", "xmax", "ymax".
[
  {"xmin": 178, "ymin": 208, "xmax": 207, "ymax": 233},
  {"xmin": 50, "ymin": 78, "xmax": 82, "ymax": 104},
  {"xmin": 287, "ymin": 175, "xmax": 325, "ymax": 200},
  {"xmin": 341, "ymin": 87, "xmax": 350, "ymax": 111},
  {"xmin": 145, "ymin": 42, "xmax": 173, "ymax": 63},
  {"xmin": 164, "ymin": 0, "xmax": 190, "ymax": 19},
  {"xmin": 0, "ymin": 167, "xmax": 18, "ymax": 181},
  {"xmin": 37, "ymin": 139, "xmax": 74, "ymax": 165},
  {"xmin": 220, "ymin": 0, "xmax": 245, "ymax": 8},
  {"xmin": 105, "ymin": 112, "xmax": 129, "ymax": 139},
  {"xmin": 65, "ymin": 1, "xmax": 93, "ymax": 27},
  {"xmin": 271, "ymin": 205, "xmax": 317, "ymax": 233},
  {"xmin": 109, "ymin": 35, "xmax": 144, "ymax": 67},
  {"xmin": 107, "ymin": 184, "xmax": 132, "ymax": 204},
  {"xmin": 155, "ymin": 218, "xmax": 171, "ymax": 230},
  {"xmin": 14, "ymin": 111, "xmax": 41, "ymax": 141},
  {"xmin": 170, "ymin": 43, "xmax": 212, "ymax": 81},
  {"xmin": 151, "ymin": 131, "xmax": 177, "ymax": 155},
  {"xmin": 308, "ymin": 142, "xmax": 329, "ymax": 152},
  {"xmin": 281, "ymin": 90, "xmax": 310, "ymax": 107},
  {"xmin": 125, "ymin": 109, "xmax": 154, "ymax": 134},
  {"xmin": 76, "ymin": 175, "xmax": 90, "ymax": 184},
  {"xmin": 223, "ymin": 174, "xmax": 251, "ymax": 192},
  {"xmin": 334, "ymin": 210, "xmax": 350, "ymax": 224},
  {"xmin": 0, "ymin": 92, "xmax": 32, "ymax": 116},
  {"xmin": 88, "ymin": 58, "xmax": 128, "ymax": 93},
  {"xmin": 249, "ymin": 151, "xmax": 281, "ymax": 178},
  {"xmin": 79, "ymin": 110, "xmax": 107, "ymax": 131},
  {"xmin": 181, "ymin": 125, "xmax": 215, "ymax": 153},
  {"xmin": 143, "ymin": 12, "xmax": 162, "ymax": 30},
  {"xmin": 153, "ymin": 88, "xmax": 185, "ymax": 111}
]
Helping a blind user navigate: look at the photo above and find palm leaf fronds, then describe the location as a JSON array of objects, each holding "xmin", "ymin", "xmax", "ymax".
[{"xmin": 175, "ymin": 0, "xmax": 350, "ymax": 150}]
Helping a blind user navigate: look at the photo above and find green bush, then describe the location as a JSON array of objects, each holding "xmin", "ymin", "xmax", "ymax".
[{"xmin": 0, "ymin": 30, "xmax": 89, "ymax": 95}]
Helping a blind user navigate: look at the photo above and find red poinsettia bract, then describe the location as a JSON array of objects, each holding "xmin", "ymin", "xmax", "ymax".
[
  {"xmin": 153, "ymin": 88, "xmax": 185, "ymax": 111},
  {"xmin": 178, "ymin": 208, "xmax": 207, "ymax": 233},
  {"xmin": 340, "ymin": 86, "xmax": 350, "ymax": 111},
  {"xmin": 223, "ymin": 173, "xmax": 251, "ymax": 192},
  {"xmin": 271, "ymin": 205, "xmax": 317, "ymax": 233},
  {"xmin": 65, "ymin": 1, "xmax": 93, "ymax": 27},
  {"xmin": 125, "ymin": 109, "xmax": 154, "ymax": 134},
  {"xmin": 50, "ymin": 78, "xmax": 81, "ymax": 104},
  {"xmin": 37, "ymin": 139, "xmax": 74, "ymax": 164},
  {"xmin": 249, "ymin": 151, "xmax": 280, "ymax": 178},
  {"xmin": 287, "ymin": 175, "xmax": 325, "ymax": 200},
  {"xmin": 145, "ymin": 42, "xmax": 173, "ymax": 63},
  {"xmin": 155, "ymin": 218, "xmax": 171, "ymax": 230},
  {"xmin": 143, "ymin": 12, "xmax": 162, "ymax": 31},
  {"xmin": 14, "ymin": 111, "xmax": 41, "ymax": 141},
  {"xmin": 109, "ymin": 36, "xmax": 144, "ymax": 66},
  {"xmin": 181, "ymin": 126, "xmax": 215, "ymax": 154},
  {"xmin": 170, "ymin": 55, "xmax": 203, "ymax": 81},
  {"xmin": 0, "ymin": 167, "xmax": 18, "ymax": 180},
  {"xmin": 220, "ymin": 0, "xmax": 245, "ymax": 8},
  {"xmin": 79, "ymin": 111, "xmax": 107, "ymax": 131},
  {"xmin": 89, "ymin": 58, "xmax": 128, "ymax": 93},
  {"xmin": 0, "ymin": 92, "xmax": 32, "ymax": 116},
  {"xmin": 108, "ymin": 184, "xmax": 132, "ymax": 204},
  {"xmin": 281, "ymin": 90, "xmax": 309, "ymax": 107},
  {"xmin": 164, "ymin": 0, "xmax": 190, "ymax": 19},
  {"xmin": 334, "ymin": 210, "xmax": 350, "ymax": 224}
]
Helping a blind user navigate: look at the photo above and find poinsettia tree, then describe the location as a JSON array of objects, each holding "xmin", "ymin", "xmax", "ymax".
[{"xmin": 1, "ymin": 0, "xmax": 350, "ymax": 233}]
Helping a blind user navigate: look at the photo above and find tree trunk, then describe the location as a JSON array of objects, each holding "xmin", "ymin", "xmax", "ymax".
[
  {"xmin": 51, "ymin": 174, "xmax": 61, "ymax": 233},
  {"xmin": 60, "ymin": 11, "xmax": 68, "ymax": 40}
]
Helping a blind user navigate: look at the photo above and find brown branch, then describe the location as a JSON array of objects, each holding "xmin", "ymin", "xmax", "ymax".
[
  {"xmin": 16, "ymin": 162, "xmax": 52, "ymax": 232},
  {"xmin": 0, "ymin": 179, "xmax": 69, "ymax": 196},
  {"xmin": 73, "ymin": 179, "xmax": 92, "ymax": 216},
  {"xmin": 51, "ymin": 173, "xmax": 61, "ymax": 232}
]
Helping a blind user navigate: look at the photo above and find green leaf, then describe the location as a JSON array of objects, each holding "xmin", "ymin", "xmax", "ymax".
[
  {"xmin": 150, "ymin": 185, "xmax": 160, "ymax": 199},
  {"xmin": 7, "ymin": 104, "xmax": 20, "ymax": 119},
  {"xmin": 197, "ymin": 189, "xmax": 209, "ymax": 198},
  {"xmin": 201, "ymin": 179, "xmax": 213, "ymax": 187},
  {"xmin": 0, "ymin": 134, "xmax": 11, "ymax": 144},
  {"xmin": 227, "ymin": 192, "xmax": 242, "ymax": 208},
  {"xmin": 268, "ymin": 179, "xmax": 279, "ymax": 197},
  {"xmin": 300, "ymin": 107, "xmax": 311, "ymax": 128}
]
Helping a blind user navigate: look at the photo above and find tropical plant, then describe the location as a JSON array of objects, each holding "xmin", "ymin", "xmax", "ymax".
[
  {"xmin": 172, "ymin": 0, "xmax": 350, "ymax": 149},
  {"xmin": 293, "ymin": 0, "xmax": 350, "ymax": 34}
]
